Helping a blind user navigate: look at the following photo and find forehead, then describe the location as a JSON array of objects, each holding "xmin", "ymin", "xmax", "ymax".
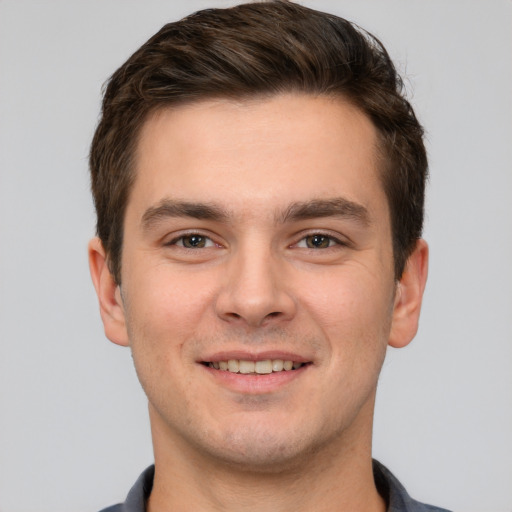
[{"xmin": 131, "ymin": 94, "xmax": 386, "ymax": 221}]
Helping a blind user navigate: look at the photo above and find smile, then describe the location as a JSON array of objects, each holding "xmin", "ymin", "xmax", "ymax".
[{"xmin": 204, "ymin": 359, "xmax": 307, "ymax": 374}]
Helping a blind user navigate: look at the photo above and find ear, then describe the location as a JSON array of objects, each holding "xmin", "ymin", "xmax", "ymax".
[
  {"xmin": 388, "ymin": 239, "xmax": 429, "ymax": 349},
  {"xmin": 88, "ymin": 237, "xmax": 129, "ymax": 347}
]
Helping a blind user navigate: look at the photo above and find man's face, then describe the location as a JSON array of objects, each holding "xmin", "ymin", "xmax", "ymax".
[{"xmin": 102, "ymin": 94, "xmax": 409, "ymax": 469}]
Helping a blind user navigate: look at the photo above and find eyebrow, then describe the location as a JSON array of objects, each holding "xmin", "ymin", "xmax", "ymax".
[
  {"xmin": 141, "ymin": 200, "xmax": 230, "ymax": 230},
  {"xmin": 141, "ymin": 196, "xmax": 370, "ymax": 231},
  {"xmin": 280, "ymin": 198, "xmax": 370, "ymax": 226}
]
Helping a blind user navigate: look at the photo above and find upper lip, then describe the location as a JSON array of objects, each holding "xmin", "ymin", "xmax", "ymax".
[{"xmin": 199, "ymin": 350, "xmax": 312, "ymax": 363}]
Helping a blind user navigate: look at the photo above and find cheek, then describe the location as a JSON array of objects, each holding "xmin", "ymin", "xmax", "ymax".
[
  {"xmin": 120, "ymin": 265, "xmax": 221, "ymax": 390},
  {"xmin": 297, "ymin": 266, "xmax": 395, "ymax": 350},
  {"xmin": 125, "ymin": 261, "xmax": 216, "ymax": 333},
  {"xmin": 122, "ymin": 273, "xmax": 206, "ymax": 404}
]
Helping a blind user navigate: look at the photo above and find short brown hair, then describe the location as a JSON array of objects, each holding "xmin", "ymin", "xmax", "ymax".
[{"xmin": 90, "ymin": 0, "xmax": 427, "ymax": 283}]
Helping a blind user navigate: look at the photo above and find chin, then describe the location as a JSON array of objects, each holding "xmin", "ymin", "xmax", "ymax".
[{"xmin": 192, "ymin": 418, "xmax": 334, "ymax": 474}]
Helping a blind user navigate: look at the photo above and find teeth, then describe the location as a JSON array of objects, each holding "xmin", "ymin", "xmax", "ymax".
[
  {"xmin": 239, "ymin": 360, "xmax": 255, "ymax": 374},
  {"xmin": 227, "ymin": 359, "xmax": 239, "ymax": 372},
  {"xmin": 255, "ymin": 360, "xmax": 272, "ymax": 374},
  {"xmin": 272, "ymin": 359, "xmax": 284, "ymax": 372},
  {"xmin": 207, "ymin": 359, "xmax": 304, "ymax": 374}
]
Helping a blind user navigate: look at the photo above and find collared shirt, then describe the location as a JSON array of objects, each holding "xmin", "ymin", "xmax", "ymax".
[{"xmin": 99, "ymin": 460, "xmax": 451, "ymax": 512}]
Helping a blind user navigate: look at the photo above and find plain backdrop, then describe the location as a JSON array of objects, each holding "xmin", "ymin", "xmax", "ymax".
[{"xmin": 0, "ymin": 1, "xmax": 511, "ymax": 511}]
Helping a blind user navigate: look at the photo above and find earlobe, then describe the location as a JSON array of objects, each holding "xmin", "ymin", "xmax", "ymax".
[
  {"xmin": 88, "ymin": 237, "xmax": 130, "ymax": 347},
  {"xmin": 388, "ymin": 239, "xmax": 429, "ymax": 349}
]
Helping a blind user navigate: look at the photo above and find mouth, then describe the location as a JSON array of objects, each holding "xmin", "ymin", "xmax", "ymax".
[{"xmin": 201, "ymin": 359, "xmax": 310, "ymax": 375}]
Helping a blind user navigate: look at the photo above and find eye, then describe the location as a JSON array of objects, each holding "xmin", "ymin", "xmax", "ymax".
[
  {"xmin": 171, "ymin": 234, "xmax": 216, "ymax": 249},
  {"xmin": 296, "ymin": 233, "xmax": 341, "ymax": 249}
]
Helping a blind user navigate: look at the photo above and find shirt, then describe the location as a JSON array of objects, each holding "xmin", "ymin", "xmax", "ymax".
[{"xmin": 99, "ymin": 460, "xmax": 451, "ymax": 512}]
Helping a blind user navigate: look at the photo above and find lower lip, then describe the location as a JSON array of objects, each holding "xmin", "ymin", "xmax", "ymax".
[{"xmin": 202, "ymin": 364, "xmax": 310, "ymax": 394}]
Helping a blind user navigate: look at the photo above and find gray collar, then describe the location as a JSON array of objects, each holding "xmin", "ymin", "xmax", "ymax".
[{"xmin": 103, "ymin": 460, "xmax": 451, "ymax": 512}]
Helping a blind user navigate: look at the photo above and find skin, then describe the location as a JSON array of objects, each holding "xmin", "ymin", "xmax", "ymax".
[{"xmin": 89, "ymin": 94, "xmax": 428, "ymax": 511}]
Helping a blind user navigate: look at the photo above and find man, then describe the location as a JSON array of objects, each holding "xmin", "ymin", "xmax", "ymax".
[{"xmin": 88, "ymin": 1, "xmax": 448, "ymax": 511}]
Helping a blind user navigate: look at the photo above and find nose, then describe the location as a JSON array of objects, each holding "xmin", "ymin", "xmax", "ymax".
[{"xmin": 214, "ymin": 243, "xmax": 296, "ymax": 328}]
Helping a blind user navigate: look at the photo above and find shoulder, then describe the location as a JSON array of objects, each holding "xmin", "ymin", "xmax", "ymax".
[
  {"xmin": 373, "ymin": 460, "xmax": 452, "ymax": 512},
  {"xmin": 96, "ymin": 465, "xmax": 155, "ymax": 512}
]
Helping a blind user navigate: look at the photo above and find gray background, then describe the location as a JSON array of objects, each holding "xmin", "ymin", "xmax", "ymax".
[{"xmin": 0, "ymin": 1, "xmax": 511, "ymax": 511}]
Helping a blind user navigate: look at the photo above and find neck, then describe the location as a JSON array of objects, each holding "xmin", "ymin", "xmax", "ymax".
[{"xmin": 147, "ymin": 401, "xmax": 385, "ymax": 512}]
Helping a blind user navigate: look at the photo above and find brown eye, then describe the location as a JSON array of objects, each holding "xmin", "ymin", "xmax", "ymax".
[
  {"xmin": 182, "ymin": 235, "xmax": 207, "ymax": 248},
  {"xmin": 167, "ymin": 233, "xmax": 217, "ymax": 249},
  {"xmin": 305, "ymin": 234, "xmax": 331, "ymax": 249}
]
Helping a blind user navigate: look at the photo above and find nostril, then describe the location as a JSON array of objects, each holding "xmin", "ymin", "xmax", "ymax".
[{"xmin": 215, "ymin": 285, "xmax": 296, "ymax": 327}]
